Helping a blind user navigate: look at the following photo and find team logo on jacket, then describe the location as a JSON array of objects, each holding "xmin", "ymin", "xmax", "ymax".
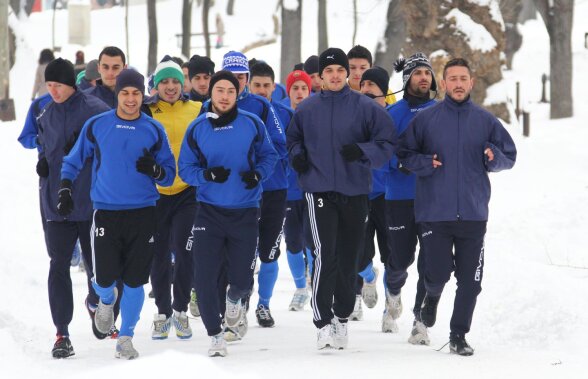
[
  {"xmin": 214, "ymin": 125, "xmax": 233, "ymax": 131},
  {"xmin": 155, "ymin": 108, "xmax": 163, "ymax": 114},
  {"xmin": 116, "ymin": 124, "xmax": 136, "ymax": 130},
  {"xmin": 421, "ymin": 230, "xmax": 432, "ymax": 238},
  {"xmin": 148, "ymin": 235, "xmax": 154, "ymax": 243}
]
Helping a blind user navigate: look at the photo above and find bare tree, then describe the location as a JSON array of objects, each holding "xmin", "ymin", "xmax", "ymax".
[
  {"xmin": 318, "ymin": 0, "xmax": 328, "ymax": 53},
  {"xmin": 202, "ymin": 0, "xmax": 211, "ymax": 57},
  {"xmin": 182, "ymin": 0, "xmax": 193, "ymax": 58},
  {"xmin": 352, "ymin": 0, "xmax": 357, "ymax": 46},
  {"xmin": 280, "ymin": 0, "xmax": 302, "ymax": 81},
  {"xmin": 227, "ymin": 0, "xmax": 236, "ymax": 15},
  {"xmin": 147, "ymin": 0, "xmax": 158, "ymax": 73},
  {"xmin": 374, "ymin": 0, "xmax": 405, "ymax": 74},
  {"xmin": 535, "ymin": 0, "xmax": 573, "ymax": 119}
]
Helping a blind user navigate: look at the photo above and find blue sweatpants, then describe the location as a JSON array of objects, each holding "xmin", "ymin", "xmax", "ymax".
[
  {"xmin": 419, "ymin": 221, "xmax": 486, "ymax": 335},
  {"xmin": 192, "ymin": 203, "xmax": 259, "ymax": 336}
]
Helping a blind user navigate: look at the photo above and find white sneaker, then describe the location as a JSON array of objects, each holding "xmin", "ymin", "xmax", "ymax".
[
  {"xmin": 332, "ymin": 318, "xmax": 348, "ymax": 350},
  {"xmin": 95, "ymin": 288, "xmax": 118, "ymax": 335},
  {"xmin": 172, "ymin": 310, "xmax": 192, "ymax": 339},
  {"xmin": 289, "ymin": 288, "xmax": 310, "ymax": 311},
  {"xmin": 115, "ymin": 336, "xmax": 139, "ymax": 360},
  {"xmin": 316, "ymin": 324, "xmax": 333, "ymax": 350},
  {"xmin": 361, "ymin": 267, "xmax": 379, "ymax": 308},
  {"xmin": 385, "ymin": 289, "xmax": 403, "ymax": 320},
  {"xmin": 189, "ymin": 289, "xmax": 200, "ymax": 317},
  {"xmin": 350, "ymin": 295, "xmax": 363, "ymax": 321},
  {"xmin": 152, "ymin": 313, "xmax": 172, "ymax": 340},
  {"xmin": 408, "ymin": 320, "xmax": 430, "ymax": 345},
  {"xmin": 381, "ymin": 310, "xmax": 399, "ymax": 333},
  {"xmin": 224, "ymin": 313, "xmax": 248, "ymax": 342},
  {"xmin": 225, "ymin": 296, "xmax": 243, "ymax": 328},
  {"xmin": 208, "ymin": 332, "xmax": 228, "ymax": 357}
]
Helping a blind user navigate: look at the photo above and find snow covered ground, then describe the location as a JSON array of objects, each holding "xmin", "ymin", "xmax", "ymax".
[{"xmin": 1, "ymin": 1, "xmax": 587, "ymax": 377}]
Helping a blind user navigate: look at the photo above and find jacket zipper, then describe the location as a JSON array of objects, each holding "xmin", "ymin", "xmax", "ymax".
[
  {"xmin": 331, "ymin": 95, "xmax": 336, "ymax": 190},
  {"xmin": 456, "ymin": 109, "xmax": 461, "ymax": 220}
]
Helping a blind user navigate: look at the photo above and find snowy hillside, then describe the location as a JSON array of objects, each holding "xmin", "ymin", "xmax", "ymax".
[{"xmin": 1, "ymin": 1, "xmax": 588, "ymax": 378}]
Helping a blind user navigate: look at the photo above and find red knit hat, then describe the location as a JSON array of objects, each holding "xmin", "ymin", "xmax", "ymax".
[{"xmin": 286, "ymin": 70, "xmax": 312, "ymax": 96}]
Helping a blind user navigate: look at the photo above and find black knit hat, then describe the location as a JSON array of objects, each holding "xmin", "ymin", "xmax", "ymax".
[
  {"xmin": 360, "ymin": 66, "xmax": 390, "ymax": 95},
  {"xmin": 303, "ymin": 55, "xmax": 319, "ymax": 75},
  {"xmin": 318, "ymin": 48, "xmax": 349, "ymax": 78},
  {"xmin": 188, "ymin": 55, "xmax": 215, "ymax": 80},
  {"xmin": 45, "ymin": 58, "xmax": 76, "ymax": 87},
  {"xmin": 115, "ymin": 69, "xmax": 145, "ymax": 96},
  {"xmin": 208, "ymin": 70, "xmax": 240, "ymax": 97},
  {"xmin": 394, "ymin": 52, "xmax": 437, "ymax": 92}
]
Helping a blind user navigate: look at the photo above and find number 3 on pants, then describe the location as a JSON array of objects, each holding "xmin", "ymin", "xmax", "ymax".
[
  {"xmin": 95, "ymin": 227, "xmax": 105, "ymax": 237},
  {"xmin": 317, "ymin": 198, "xmax": 324, "ymax": 208}
]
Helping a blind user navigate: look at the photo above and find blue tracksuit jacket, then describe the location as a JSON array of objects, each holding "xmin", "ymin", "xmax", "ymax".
[
  {"xmin": 84, "ymin": 81, "xmax": 116, "ymax": 108},
  {"xmin": 61, "ymin": 110, "xmax": 176, "ymax": 210},
  {"xmin": 178, "ymin": 109, "xmax": 278, "ymax": 209},
  {"xmin": 398, "ymin": 96, "xmax": 517, "ymax": 222},
  {"xmin": 18, "ymin": 93, "xmax": 52, "ymax": 151},
  {"xmin": 287, "ymin": 85, "xmax": 398, "ymax": 196},
  {"xmin": 384, "ymin": 97, "xmax": 436, "ymax": 200}
]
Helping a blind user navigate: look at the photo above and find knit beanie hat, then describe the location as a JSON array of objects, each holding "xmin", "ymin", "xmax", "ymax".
[
  {"xmin": 115, "ymin": 69, "xmax": 145, "ymax": 96},
  {"xmin": 188, "ymin": 55, "xmax": 215, "ymax": 80},
  {"xmin": 84, "ymin": 59, "xmax": 100, "ymax": 81},
  {"xmin": 45, "ymin": 58, "xmax": 76, "ymax": 87},
  {"xmin": 208, "ymin": 70, "xmax": 240, "ymax": 98},
  {"xmin": 286, "ymin": 70, "xmax": 312, "ymax": 95},
  {"xmin": 153, "ymin": 60, "xmax": 184, "ymax": 89},
  {"xmin": 221, "ymin": 51, "xmax": 249, "ymax": 74},
  {"xmin": 303, "ymin": 55, "xmax": 319, "ymax": 75},
  {"xmin": 360, "ymin": 66, "xmax": 390, "ymax": 95},
  {"xmin": 318, "ymin": 48, "xmax": 349, "ymax": 78},
  {"xmin": 394, "ymin": 52, "xmax": 437, "ymax": 92}
]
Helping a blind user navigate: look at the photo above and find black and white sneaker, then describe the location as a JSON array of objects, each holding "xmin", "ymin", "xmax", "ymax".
[
  {"xmin": 52, "ymin": 335, "xmax": 75, "ymax": 359},
  {"xmin": 449, "ymin": 334, "xmax": 475, "ymax": 356},
  {"xmin": 85, "ymin": 298, "xmax": 108, "ymax": 340},
  {"xmin": 255, "ymin": 304, "xmax": 275, "ymax": 328},
  {"xmin": 420, "ymin": 294, "xmax": 441, "ymax": 328}
]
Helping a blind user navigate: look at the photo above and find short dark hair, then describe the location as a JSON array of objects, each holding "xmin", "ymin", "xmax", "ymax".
[
  {"xmin": 347, "ymin": 45, "xmax": 372, "ymax": 66},
  {"xmin": 171, "ymin": 56, "xmax": 184, "ymax": 66},
  {"xmin": 181, "ymin": 62, "xmax": 190, "ymax": 69},
  {"xmin": 39, "ymin": 48, "xmax": 55, "ymax": 65},
  {"xmin": 249, "ymin": 61, "xmax": 275, "ymax": 82},
  {"xmin": 99, "ymin": 46, "xmax": 126, "ymax": 65},
  {"xmin": 443, "ymin": 58, "xmax": 471, "ymax": 79}
]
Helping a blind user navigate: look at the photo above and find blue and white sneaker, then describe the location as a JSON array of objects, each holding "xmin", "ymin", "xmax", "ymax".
[
  {"xmin": 172, "ymin": 310, "xmax": 192, "ymax": 339},
  {"xmin": 152, "ymin": 313, "xmax": 172, "ymax": 340}
]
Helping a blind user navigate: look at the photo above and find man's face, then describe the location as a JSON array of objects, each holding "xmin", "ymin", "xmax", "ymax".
[
  {"xmin": 442, "ymin": 66, "xmax": 473, "ymax": 102},
  {"xmin": 321, "ymin": 65, "xmax": 347, "ymax": 92},
  {"xmin": 190, "ymin": 73, "xmax": 211, "ymax": 96},
  {"xmin": 98, "ymin": 55, "xmax": 126, "ymax": 89},
  {"xmin": 234, "ymin": 73, "xmax": 248, "ymax": 95},
  {"xmin": 46, "ymin": 82, "xmax": 75, "ymax": 103},
  {"xmin": 360, "ymin": 80, "xmax": 386, "ymax": 107},
  {"xmin": 157, "ymin": 78, "xmax": 182, "ymax": 104},
  {"xmin": 408, "ymin": 67, "xmax": 433, "ymax": 97},
  {"xmin": 309, "ymin": 72, "xmax": 322, "ymax": 92},
  {"xmin": 289, "ymin": 80, "xmax": 310, "ymax": 108},
  {"xmin": 117, "ymin": 87, "xmax": 143, "ymax": 119},
  {"xmin": 211, "ymin": 80, "xmax": 237, "ymax": 114},
  {"xmin": 182, "ymin": 67, "xmax": 192, "ymax": 92},
  {"xmin": 348, "ymin": 58, "xmax": 370, "ymax": 90},
  {"xmin": 249, "ymin": 76, "xmax": 275, "ymax": 101}
]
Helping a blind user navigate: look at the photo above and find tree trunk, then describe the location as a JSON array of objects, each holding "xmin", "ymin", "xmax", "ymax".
[
  {"xmin": 202, "ymin": 0, "xmax": 211, "ymax": 57},
  {"xmin": 280, "ymin": 0, "xmax": 302, "ymax": 82},
  {"xmin": 535, "ymin": 0, "xmax": 573, "ymax": 119},
  {"xmin": 318, "ymin": 0, "xmax": 328, "ymax": 53},
  {"xmin": 181, "ymin": 0, "xmax": 193, "ymax": 58},
  {"xmin": 227, "ymin": 0, "xmax": 235, "ymax": 15},
  {"xmin": 374, "ymin": 0, "xmax": 405, "ymax": 75},
  {"xmin": 147, "ymin": 0, "xmax": 158, "ymax": 74},
  {"xmin": 352, "ymin": 0, "xmax": 357, "ymax": 46}
]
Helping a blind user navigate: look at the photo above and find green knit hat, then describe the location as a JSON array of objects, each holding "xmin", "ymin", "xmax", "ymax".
[{"xmin": 153, "ymin": 60, "xmax": 185, "ymax": 89}]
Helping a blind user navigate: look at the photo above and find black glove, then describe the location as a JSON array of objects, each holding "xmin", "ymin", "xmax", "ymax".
[
  {"xmin": 36, "ymin": 157, "xmax": 49, "ymax": 178},
  {"xmin": 340, "ymin": 143, "xmax": 363, "ymax": 162},
  {"xmin": 204, "ymin": 166, "xmax": 231, "ymax": 183},
  {"xmin": 136, "ymin": 148, "xmax": 165, "ymax": 180},
  {"xmin": 63, "ymin": 133, "xmax": 78, "ymax": 155},
  {"xmin": 57, "ymin": 179, "xmax": 74, "ymax": 216},
  {"xmin": 240, "ymin": 170, "xmax": 261, "ymax": 190},
  {"xmin": 397, "ymin": 161, "xmax": 411, "ymax": 175},
  {"xmin": 291, "ymin": 153, "xmax": 310, "ymax": 174}
]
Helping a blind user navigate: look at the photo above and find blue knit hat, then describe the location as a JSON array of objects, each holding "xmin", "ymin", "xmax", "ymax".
[
  {"xmin": 221, "ymin": 51, "xmax": 249, "ymax": 74},
  {"xmin": 115, "ymin": 69, "xmax": 145, "ymax": 96}
]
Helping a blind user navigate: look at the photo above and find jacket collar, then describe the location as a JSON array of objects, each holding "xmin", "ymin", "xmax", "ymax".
[
  {"xmin": 320, "ymin": 84, "xmax": 351, "ymax": 98},
  {"xmin": 143, "ymin": 92, "xmax": 190, "ymax": 106},
  {"xmin": 443, "ymin": 94, "xmax": 472, "ymax": 110}
]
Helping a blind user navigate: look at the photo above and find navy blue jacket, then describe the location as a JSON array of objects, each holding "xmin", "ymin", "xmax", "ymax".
[
  {"xmin": 287, "ymin": 85, "xmax": 398, "ymax": 196},
  {"xmin": 178, "ymin": 109, "xmax": 278, "ymax": 209},
  {"xmin": 384, "ymin": 98, "xmax": 436, "ymax": 200},
  {"xmin": 398, "ymin": 96, "xmax": 517, "ymax": 222},
  {"xmin": 18, "ymin": 93, "xmax": 52, "ymax": 151},
  {"xmin": 272, "ymin": 83, "xmax": 287, "ymax": 101},
  {"xmin": 61, "ymin": 110, "xmax": 176, "ymax": 210},
  {"xmin": 37, "ymin": 90, "xmax": 110, "ymax": 221},
  {"xmin": 201, "ymin": 88, "xmax": 287, "ymax": 191},
  {"xmin": 84, "ymin": 81, "xmax": 116, "ymax": 108}
]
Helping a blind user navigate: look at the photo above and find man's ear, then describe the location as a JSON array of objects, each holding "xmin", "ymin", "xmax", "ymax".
[
  {"xmin": 470, "ymin": 77, "xmax": 475, "ymax": 90},
  {"xmin": 439, "ymin": 79, "xmax": 446, "ymax": 92}
]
